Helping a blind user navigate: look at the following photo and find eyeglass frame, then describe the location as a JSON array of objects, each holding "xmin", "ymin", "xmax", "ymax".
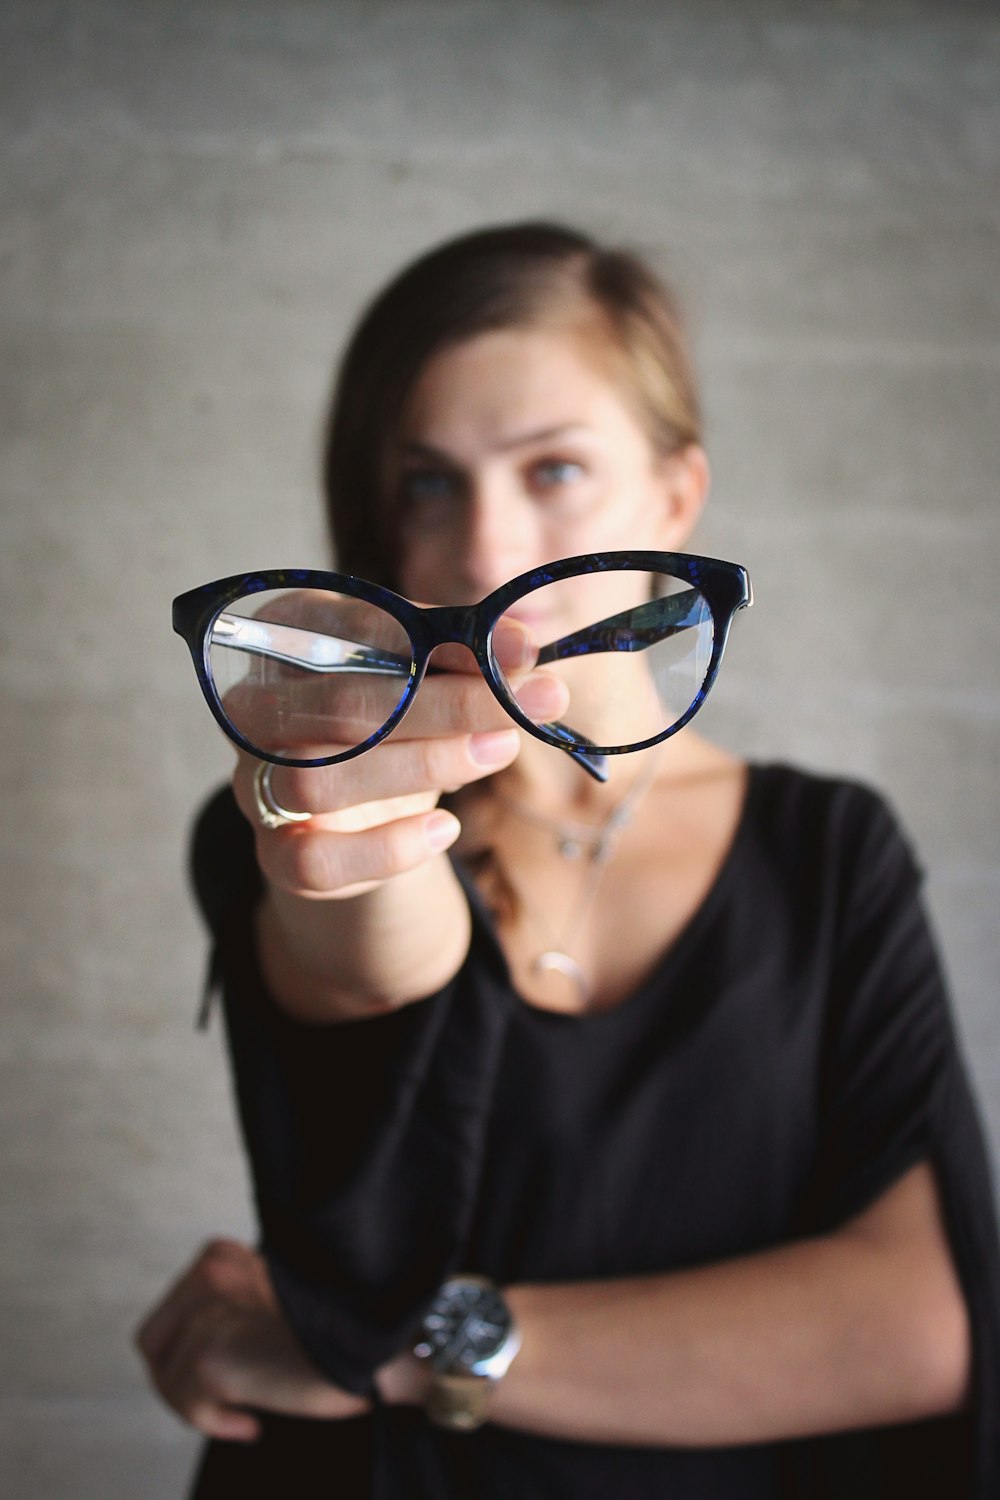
[{"xmin": 172, "ymin": 549, "xmax": 752, "ymax": 784}]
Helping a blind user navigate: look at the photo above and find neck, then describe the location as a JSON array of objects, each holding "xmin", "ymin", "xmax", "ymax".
[
  {"xmin": 501, "ymin": 739, "xmax": 628, "ymax": 817},
  {"xmin": 500, "ymin": 726, "xmax": 708, "ymax": 819}
]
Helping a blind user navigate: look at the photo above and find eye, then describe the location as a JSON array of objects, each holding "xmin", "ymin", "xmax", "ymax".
[
  {"xmin": 530, "ymin": 458, "xmax": 587, "ymax": 490},
  {"xmin": 398, "ymin": 467, "xmax": 461, "ymax": 505}
]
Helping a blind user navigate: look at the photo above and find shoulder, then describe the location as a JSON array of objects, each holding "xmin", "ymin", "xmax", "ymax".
[
  {"xmin": 750, "ymin": 759, "xmax": 916, "ymax": 851},
  {"xmin": 744, "ymin": 760, "xmax": 925, "ymax": 906},
  {"xmin": 189, "ymin": 783, "xmax": 261, "ymax": 936}
]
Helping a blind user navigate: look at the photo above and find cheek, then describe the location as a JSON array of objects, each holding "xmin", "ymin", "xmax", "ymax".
[{"xmin": 545, "ymin": 480, "xmax": 659, "ymax": 551}]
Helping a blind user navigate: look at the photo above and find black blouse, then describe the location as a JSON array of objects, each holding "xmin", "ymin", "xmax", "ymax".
[{"xmin": 187, "ymin": 762, "xmax": 1000, "ymax": 1499}]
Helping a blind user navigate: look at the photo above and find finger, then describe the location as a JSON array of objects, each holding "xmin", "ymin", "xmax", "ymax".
[
  {"xmin": 224, "ymin": 660, "xmax": 567, "ymax": 763},
  {"xmin": 186, "ymin": 1402, "xmax": 262, "ymax": 1443},
  {"xmin": 372, "ymin": 666, "xmax": 568, "ymax": 743},
  {"xmin": 213, "ymin": 1311, "xmax": 371, "ymax": 1421},
  {"xmin": 135, "ymin": 1240, "xmax": 256, "ymax": 1368},
  {"xmin": 259, "ymin": 806, "xmax": 464, "ymax": 899},
  {"xmin": 235, "ymin": 726, "xmax": 521, "ymax": 823},
  {"xmin": 154, "ymin": 1294, "xmax": 368, "ymax": 1433},
  {"xmin": 217, "ymin": 614, "xmax": 536, "ymax": 757},
  {"xmin": 137, "ymin": 1274, "xmax": 211, "ymax": 1370},
  {"xmin": 154, "ymin": 1304, "xmax": 263, "ymax": 1442},
  {"xmin": 430, "ymin": 616, "xmax": 537, "ymax": 674}
]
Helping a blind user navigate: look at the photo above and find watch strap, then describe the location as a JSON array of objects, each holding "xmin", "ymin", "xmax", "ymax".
[{"xmin": 425, "ymin": 1371, "xmax": 498, "ymax": 1431}]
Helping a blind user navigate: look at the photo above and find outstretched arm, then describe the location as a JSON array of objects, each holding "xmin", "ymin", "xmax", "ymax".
[{"xmin": 235, "ymin": 621, "xmax": 565, "ymax": 1022}]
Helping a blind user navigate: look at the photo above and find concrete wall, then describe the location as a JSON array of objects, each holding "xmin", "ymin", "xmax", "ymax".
[{"xmin": 2, "ymin": 2, "xmax": 998, "ymax": 1493}]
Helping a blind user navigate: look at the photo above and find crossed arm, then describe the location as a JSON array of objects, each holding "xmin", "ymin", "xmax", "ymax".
[
  {"xmin": 136, "ymin": 1158, "xmax": 970, "ymax": 1447},
  {"xmin": 143, "ymin": 631, "xmax": 970, "ymax": 1444}
]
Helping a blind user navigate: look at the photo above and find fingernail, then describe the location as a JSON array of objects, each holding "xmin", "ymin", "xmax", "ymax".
[
  {"xmin": 469, "ymin": 729, "xmax": 520, "ymax": 766},
  {"xmin": 493, "ymin": 620, "xmax": 537, "ymax": 670},
  {"xmin": 516, "ymin": 672, "xmax": 569, "ymax": 720},
  {"xmin": 426, "ymin": 811, "xmax": 461, "ymax": 852}
]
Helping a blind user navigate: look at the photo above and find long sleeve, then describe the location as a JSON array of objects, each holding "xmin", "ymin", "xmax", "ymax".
[
  {"xmin": 190, "ymin": 786, "xmax": 516, "ymax": 1395},
  {"xmin": 779, "ymin": 776, "xmax": 1000, "ymax": 1497}
]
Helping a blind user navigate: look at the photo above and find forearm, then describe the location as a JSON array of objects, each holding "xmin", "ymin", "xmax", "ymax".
[
  {"xmin": 494, "ymin": 1220, "xmax": 970, "ymax": 1448},
  {"xmin": 256, "ymin": 854, "xmax": 472, "ymax": 1022}
]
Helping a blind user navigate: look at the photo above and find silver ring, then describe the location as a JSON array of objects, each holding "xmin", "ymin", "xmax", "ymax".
[{"xmin": 253, "ymin": 761, "xmax": 313, "ymax": 831}]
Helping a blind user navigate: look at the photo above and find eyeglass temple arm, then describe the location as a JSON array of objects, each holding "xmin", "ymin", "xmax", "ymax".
[
  {"xmin": 544, "ymin": 724, "xmax": 608, "ymax": 782},
  {"xmin": 214, "ymin": 591, "xmax": 702, "ymax": 677},
  {"xmin": 212, "ymin": 614, "xmax": 608, "ymax": 781},
  {"xmin": 211, "ymin": 613, "xmax": 412, "ymax": 676},
  {"xmin": 535, "ymin": 588, "xmax": 705, "ymax": 665}
]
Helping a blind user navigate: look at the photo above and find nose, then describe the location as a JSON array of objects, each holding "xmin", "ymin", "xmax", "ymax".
[{"xmin": 455, "ymin": 475, "xmax": 536, "ymax": 596}]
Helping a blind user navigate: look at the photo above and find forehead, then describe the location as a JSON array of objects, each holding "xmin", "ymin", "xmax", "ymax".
[{"xmin": 397, "ymin": 326, "xmax": 642, "ymax": 451}]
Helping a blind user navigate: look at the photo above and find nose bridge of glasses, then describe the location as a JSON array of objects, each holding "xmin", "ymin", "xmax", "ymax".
[{"xmin": 419, "ymin": 603, "xmax": 484, "ymax": 657}]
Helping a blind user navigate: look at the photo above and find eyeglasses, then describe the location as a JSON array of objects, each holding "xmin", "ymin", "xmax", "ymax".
[{"xmin": 172, "ymin": 550, "xmax": 752, "ymax": 783}]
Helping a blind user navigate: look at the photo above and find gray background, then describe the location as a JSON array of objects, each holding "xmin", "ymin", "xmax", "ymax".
[{"xmin": 2, "ymin": 1, "xmax": 998, "ymax": 1494}]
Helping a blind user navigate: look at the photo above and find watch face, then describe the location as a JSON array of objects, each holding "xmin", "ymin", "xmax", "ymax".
[{"xmin": 416, "ymin": 1278, "xmax": 512, "ymax": 1374}]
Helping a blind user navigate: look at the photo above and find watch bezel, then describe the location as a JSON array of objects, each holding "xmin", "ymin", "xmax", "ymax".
[{"xmin": 415, "ymin": 1275, "xmax": 520, "ymax": 1379}]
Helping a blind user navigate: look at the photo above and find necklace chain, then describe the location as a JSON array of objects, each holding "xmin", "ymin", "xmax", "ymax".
[
  {"xmin": 496, "ymin": 755, "xmax": 660, "ymax": 1007},
  {"xmin": 495, "ymin": 791, "xmax": 635, "ymax": 861}
]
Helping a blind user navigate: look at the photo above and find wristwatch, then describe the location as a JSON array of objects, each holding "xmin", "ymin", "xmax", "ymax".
[{"xmin": 413, "ymin": 1274, "xmax": 521, "ymax": 1431}]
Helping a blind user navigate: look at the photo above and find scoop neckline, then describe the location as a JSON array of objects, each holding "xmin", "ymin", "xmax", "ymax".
[{"xmin": 506, "ymin": 758, "xmax": 769, "ymax": 1028}]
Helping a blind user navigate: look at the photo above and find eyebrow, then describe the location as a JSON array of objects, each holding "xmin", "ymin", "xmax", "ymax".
[{"xmin": 398, "ymin": 424, "xmax": 592, "ymax": 460}]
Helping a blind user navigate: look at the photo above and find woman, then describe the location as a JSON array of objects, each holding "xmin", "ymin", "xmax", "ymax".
[{"xmin": 138, "ymin": 223, "xmax": 1000, "ymax": 1497}]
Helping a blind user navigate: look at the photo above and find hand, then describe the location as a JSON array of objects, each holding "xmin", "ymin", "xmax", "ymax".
[
  {"xmin": 135, "ymin": 1239, "xmax": 371, "ymax": 1442},
  {"xmin": 232, "ymin": 617, "xmax": 569, "ymax": 901}
]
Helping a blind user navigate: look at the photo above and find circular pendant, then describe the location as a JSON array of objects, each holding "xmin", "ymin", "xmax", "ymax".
[
  {"xmin": 557, "ymin": 837, "xmax": 584, "ymax": 859},
  {"xmin": 533, "ymin": 950, "xmax": 591, "ymax": 1005}
]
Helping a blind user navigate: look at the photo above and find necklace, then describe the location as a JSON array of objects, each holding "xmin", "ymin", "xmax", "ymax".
[
  {"xmin": 497, "ymin": 754, "xmax": 660, "ymax": 1008},
  {"xmin": 495, "ymin": 795, "xmax": 629, "ymax": 861}
]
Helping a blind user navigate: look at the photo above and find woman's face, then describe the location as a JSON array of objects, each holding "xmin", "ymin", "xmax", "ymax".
[{"xmin": 390, "ymin": 326, "xmax": 705, "ymax": 607}]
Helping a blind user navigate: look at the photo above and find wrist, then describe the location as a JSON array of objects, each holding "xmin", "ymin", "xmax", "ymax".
[
  {"xmin": 375, "ymin": 1349, "xmax": 432, "ymax": 1408},
  {"xmin": 262, "ymin": 862, "xmax": 472, "ymax": 1016},
  {"xmin": 412, "ymin": 1275, "xmax": 522, "ymax": 1431}
]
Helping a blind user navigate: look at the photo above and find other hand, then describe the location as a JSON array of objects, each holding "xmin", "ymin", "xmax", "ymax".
[{"xmin": 134, "ymin": 1238, "xmax": 371, "ymax": 1442}]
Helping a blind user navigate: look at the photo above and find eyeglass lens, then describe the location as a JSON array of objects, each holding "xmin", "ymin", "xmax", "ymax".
[
  {"xmin": 496, "ymin": 570, "xmax": 714, "ymax": 751},
  {"xmin": 208, "ymin": 587, "xmax": 415, "ymax": 760},
  {"xmin": 206, "ymin": 570, "xmax": 715, "ymax": 763}
]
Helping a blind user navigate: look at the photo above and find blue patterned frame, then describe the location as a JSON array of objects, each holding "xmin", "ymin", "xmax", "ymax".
[{"xmin": 172, "ymin": 550, "xmax": 752, "ymax": 783}]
